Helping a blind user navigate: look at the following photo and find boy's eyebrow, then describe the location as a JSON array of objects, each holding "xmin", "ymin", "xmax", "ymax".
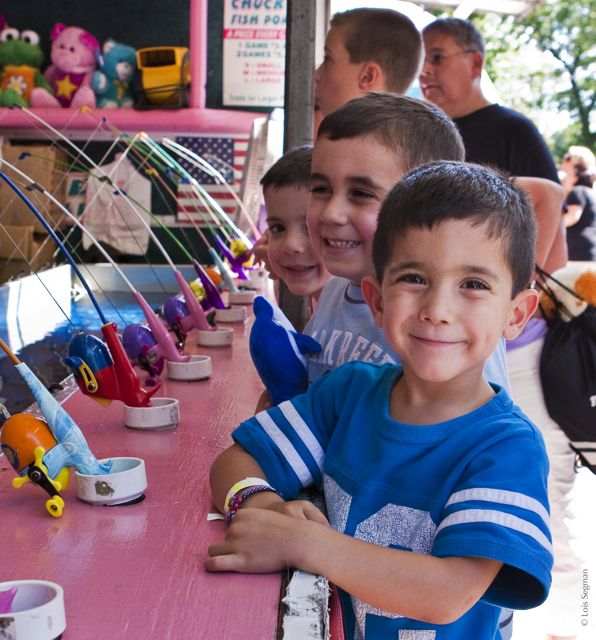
[
  {"xmin": 310, "ymin": 172, "xmax": 385, "ymax": 190},
  {"xmin": 387, "ymin": 261, "xmax": 500, "ymax": 280}
]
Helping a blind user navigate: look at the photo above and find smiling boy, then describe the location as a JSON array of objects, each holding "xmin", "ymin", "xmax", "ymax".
[
  {"xmin": 261, "ymin": 145, "xmax": 330, "ymax": 302},
  {"xmin": 207, "ymin": 162, "xmax": 552, "ymax": 640},
  {"xmin": 303, "ymin": 93, "xmax": 509, "ymax": 391}
]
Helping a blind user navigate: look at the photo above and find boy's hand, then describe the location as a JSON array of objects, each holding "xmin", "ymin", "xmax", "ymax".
[
  {"xmin": 270, "ymin": 499, "xmax": 329, "ymax": 525},
  {"xmin": 206, "ymin": 508, "xmax": 315, "ymax": 573},
  {"xmin": 251, "ymin": 232, "xmax": 278, "ymax": 280},
  {"xmin": 205, "ymin": 500, "xmax": 329, "ymax": 573},
  {"xmin": 238, "ymin": 490, "xmax": 329, "ymax": 526}
]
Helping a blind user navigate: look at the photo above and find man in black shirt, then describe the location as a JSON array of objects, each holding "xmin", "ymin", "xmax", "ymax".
[{"xmin": 419, "ymin": 18, "xmax": 559, "ymax": 183}]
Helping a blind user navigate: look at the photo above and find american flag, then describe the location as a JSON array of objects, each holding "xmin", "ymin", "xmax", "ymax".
[{"xmin": 174, "ymin": 134, "xmax": 249, "ymax": 224}]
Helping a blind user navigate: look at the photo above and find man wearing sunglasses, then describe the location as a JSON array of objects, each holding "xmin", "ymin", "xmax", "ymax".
[{"xmin": 419, "ymin": 17, "xmax": 559, "ymax": 183}]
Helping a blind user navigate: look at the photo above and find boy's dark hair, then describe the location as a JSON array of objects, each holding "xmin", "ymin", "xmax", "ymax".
[
  {"xmin": 373, "ymin": 161, "xmax": 536, "ymax": 296},
  {"xmin": 317, "ymin": 93, "xmax": 465, "ymax": 173},
  {"xmin": 422, "ymin": 18, "xmax": 485, "ymax": 56},
  {"xmin": 330, "ymin": 8, "xmax": 422, "ymax": 94},
  {"xmin": 260, "ymin": 145, "xmax": 312, "ymax": 192}
]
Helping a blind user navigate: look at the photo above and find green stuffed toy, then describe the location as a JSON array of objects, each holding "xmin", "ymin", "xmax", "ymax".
[{"xmin": 0, "ymin": 16, "xmax": 53, "ymax": 107}]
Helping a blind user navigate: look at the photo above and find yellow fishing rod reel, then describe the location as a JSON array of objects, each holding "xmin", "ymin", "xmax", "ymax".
[{"xmin": 1, "ymin": 413, "xmax": 69, "ymax": 518}]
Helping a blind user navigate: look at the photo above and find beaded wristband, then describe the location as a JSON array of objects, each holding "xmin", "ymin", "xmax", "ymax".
[
  {"xmin": 226, "ymin": 485, "xmax": 281, "ymax": 524},
  {"xmin": 224, "ymin": 477, "xmax": 271, "ymax": 514}
]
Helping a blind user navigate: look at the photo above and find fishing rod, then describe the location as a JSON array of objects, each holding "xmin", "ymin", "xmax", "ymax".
[
  {"xmin": 2, "ymin": 159, "xmax": 224, "ymax": 384},
  {"xmin": 117, "ymin": 135, "xmax": 249, "ymax": 313},
  {"xmin": 106, "ymin": 129, "xmax": 253, "ymax": 307},
  {"xmin": 11, "ymin": 142, "xmax": 234, "ymax": 328},
  {"xmin": 0, "ymin": 168, "xmax": 158, "ymax": 408},
  {"xmin": 16, "ymin": 107, "xmax": 212, "ymax": 333},
  {"xmin": 162, "ymin": 137, "xmax": 256, "ymax": 247},
  {"xmin": 0, "ymin": 337, "xmax": 111, "ymax": 517},
  {"xmin": 1, "ymin": 161, "xmax": 197, "ymax": 380},
  {"xmin": 134, "ymin": 134, "xmax": 256, "ymax": 294},
  {"xmin": 18, "ymin": 108, "xmax": 251, "ymax": 318}
]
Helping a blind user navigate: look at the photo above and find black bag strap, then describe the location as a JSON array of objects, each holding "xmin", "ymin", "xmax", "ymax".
[
  {"xmin": 535, "ymin": 265, "xmax": 584, "ymax": 300},
  {"xmin": 534, "ymin": 265, "xmax": 584, "ymax": 321}
]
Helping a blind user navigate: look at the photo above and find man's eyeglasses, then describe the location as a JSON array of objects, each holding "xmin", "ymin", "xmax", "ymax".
[{"xmin": 424, "ymin": 50, "xmax": 477, "ymax": 66}]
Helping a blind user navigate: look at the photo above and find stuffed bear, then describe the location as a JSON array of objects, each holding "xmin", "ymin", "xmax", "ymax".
[
  {"xmin": 0, "ymin": 17, "xmax": 52, "ymax": 107},
  {"xmin": 30, "ymin": 23, "xmax": 99, "ymax": 108},
  {"xmin": 92, "ymin": 39, "xmax": 136, "ymax": 108},
  {"xmin": 540, "ymin": 262, "xmax": 596, "ymax": 321}
]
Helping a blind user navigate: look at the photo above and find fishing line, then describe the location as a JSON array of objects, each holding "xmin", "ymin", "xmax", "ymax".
[
  {"xmin": 0, "ymin": 220, "xmax": 76, "ymax": 331},
  {"xmin": 0, "ymin": 171, "xmax": 108, "ymax": 324},
  {"xmin": 5, "ymin": 171, "xmax": 129, "ymax": 328},
  {"xmin": 136, "ymin": 134, "xmax": 235, "ymax": 244}
]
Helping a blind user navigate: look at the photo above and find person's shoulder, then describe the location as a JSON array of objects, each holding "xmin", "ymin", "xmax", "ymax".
[
  {"xmin": 488, "ymin": 104, "xmax": 542, "ymax": 132},
  {"xmin": 571, "ymin": 185, "xmax": 595, "ymax": 201},
  {"xmin": 486, "ymin": 388, "xmax": 547, "ymax": 446}
]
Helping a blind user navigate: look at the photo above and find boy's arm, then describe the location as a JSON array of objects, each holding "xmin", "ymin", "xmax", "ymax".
[
  {"xmin": 206, "ymin": 507, "xmax": 501, "ymax": 625},
  {"xmin": 210, "ymin": 443, "xmax": 328, "ymax": 521},
  {"xmin": 209, "ymin": 443, "xmax": 276, "ymax": 513}
]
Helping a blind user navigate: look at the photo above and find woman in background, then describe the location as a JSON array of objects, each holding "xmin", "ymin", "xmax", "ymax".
[{"xmin": 561, "ymin": 145, "xmax": 596, "ymax": 261}]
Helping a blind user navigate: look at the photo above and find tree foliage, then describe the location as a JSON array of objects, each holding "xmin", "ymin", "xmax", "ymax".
[{"xmin": 473, "ymin": 0, "xmax": 595, "ymax": 155}]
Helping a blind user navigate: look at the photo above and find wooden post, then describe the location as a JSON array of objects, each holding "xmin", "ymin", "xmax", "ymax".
[{"xmin": 279, "ymin": 0, "xmax": 318, "ymax": 331}]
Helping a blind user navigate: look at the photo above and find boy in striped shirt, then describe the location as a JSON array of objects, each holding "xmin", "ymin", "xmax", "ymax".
[{"xmin": 207, "ymin": 162, "xmax": 552, "ymax": 640}]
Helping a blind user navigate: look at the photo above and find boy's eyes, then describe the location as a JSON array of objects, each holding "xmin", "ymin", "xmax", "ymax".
[
  {"xmin": 267, "ymin": 223, "xmax": 285, "ymax": 235},
  {"xmin": 396, "ymin": 273, "xmax": 425, "ymax": 285},
  {"xmin": 350, "ymin": 188, "xmax": 375, "ymax": 200},
  {"xmin": 310, "ymin": 185, "xmax": 329, "ymax": 196},
  {"xmin": 461, "ymin": 279, "xmax": 489, "ymax": 291},
  {"xmin": 394, "ymin": 274, "xmax": 490, "ymax": 290}
]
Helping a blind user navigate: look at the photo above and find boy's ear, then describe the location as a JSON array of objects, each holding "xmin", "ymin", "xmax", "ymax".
[
  {"xmin": 358, "ymin": 62, "xmax": 384, "ymax": 92},
  {"xmin": 503, "ymin": 288, "xmax": 539, "ymax": 340},
  {"xmin": 361, "ymin": 276, "xmax": 384, "ymax": 328}
]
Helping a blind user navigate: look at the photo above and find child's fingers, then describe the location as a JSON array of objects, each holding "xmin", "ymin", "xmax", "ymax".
[
  {"xmin": 207, "ymin": 540, "xmax": 232, "ymax": 558},
  {"xmin": 204, "ymin": 551, "xmax": 245, "ymax": 573}
]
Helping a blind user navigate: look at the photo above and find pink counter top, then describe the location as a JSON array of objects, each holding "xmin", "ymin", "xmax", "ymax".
[{"xmin": 0, "ymin": 319, "xmax": 282, "ymax": 639}]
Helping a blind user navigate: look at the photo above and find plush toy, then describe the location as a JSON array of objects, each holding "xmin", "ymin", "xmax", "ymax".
[
  {"xmin": 0, "ymin": 18, "xmax": 52, "ymax": 107},
  {"xmin": 540, "ymin": 263, "xmax": 596, "ymax": 321},
  {"xmin": 92, "ymin": 39, "xmax": 136, "ymax": 108},
  {"xmin": 249, "ymin": 296, "xmax": 321, "ymax": 405},
  {"xmin": 30, "ymin": 23, "xmax": 99, "ymax": 108}
]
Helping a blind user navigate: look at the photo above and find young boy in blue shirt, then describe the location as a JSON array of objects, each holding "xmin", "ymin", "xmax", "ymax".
[{"xmin": 206, "ymin": 162, "xmax": 552, "ymax": 639}]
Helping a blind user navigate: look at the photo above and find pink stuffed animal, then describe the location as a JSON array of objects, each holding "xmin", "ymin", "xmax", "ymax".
[{"xmin": 30, "ymin": 23, "xmax": 99, "ymax": 108}]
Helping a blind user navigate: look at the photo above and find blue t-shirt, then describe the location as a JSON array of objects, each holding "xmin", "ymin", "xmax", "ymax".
[
  {"xmin": 234, "ymin": 362, "xmax": 552, "ymax": 640},
  {"xmin": 304, "ymin": 277, "xmax": 510, "ymax": 392}
]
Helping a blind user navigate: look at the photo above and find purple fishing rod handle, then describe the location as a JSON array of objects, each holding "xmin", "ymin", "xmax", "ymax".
[{"xmin": 193, "ymin": 260, "xmax": 227, "ymax": 310}]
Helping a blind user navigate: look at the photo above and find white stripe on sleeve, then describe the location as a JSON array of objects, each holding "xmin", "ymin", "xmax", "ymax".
[
  {"xmin": 445, "ymin": 488, "xmax": 550, "ymax": 527},
  {"xmin": 278, "ymin": 401, "xmax": 325, "ymax": 475},
  {"xmin": 255, "ymin": 411, "xmax": 313, "ymax": 487},
  {"xmin": 435, "ymin": 508, "xmax": 552, "ymax": 553}
]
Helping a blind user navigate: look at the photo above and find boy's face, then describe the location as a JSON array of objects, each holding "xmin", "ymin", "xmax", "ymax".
[
  {"xmin": 314, "ymin": 25, "xmax": 365, "ymax": 117},
  {"xmin": 363, "ymin": 219, "xmax": 537, "ymax": 388},
  {"xmin": 265, "ymin": 185, "xmax": 330, "ymax": 298},
  {"xmin": 308, "ymin": 134, "xmax": 404, "ymax": 286}
]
